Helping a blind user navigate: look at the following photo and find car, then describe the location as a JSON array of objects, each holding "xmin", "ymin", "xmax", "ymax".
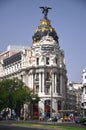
[
  {"xmin": 47, "ymin": 117, "xmax": 57, "ymax": 122},
  {"xmin": 0, "ymin": 115, "xmax": 3, "ymax": 121},
  {"xmin": 47, "ymin": 117, "xmax": 52, "ymax": 121},
  {"xmin": 63, "ymin": 116, "xmax": 69, "ymax": 121},
  {"xmin": 74, "ymin": 117, "xmax": 80, "ymax": 123}
]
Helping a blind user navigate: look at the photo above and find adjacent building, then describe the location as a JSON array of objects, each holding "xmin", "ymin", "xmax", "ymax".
[
  {"xmin": 66, "ymin": 81, "xmax": 82, "ymax": 116},
  {"xmin": 82, "ymin": 68, "xmax": 86, "ymax": 116}
]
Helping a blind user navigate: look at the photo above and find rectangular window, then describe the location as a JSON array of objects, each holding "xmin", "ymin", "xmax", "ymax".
[
  {"xmin": 45, "ymin": 100, "xmax": 50, "ymax": 106},
  {"xmin": 58, "ymin": 100, "xmax": 61, "ymax": 110},
  {"xmin": 55, "ymin": 58, "xmax": 57, "ymax": 64},
  {"xmin": 46, "ymin": 57, "xmax": 49, "ymax": 65},
  {"xmin": 45, "ymin": 85, "xmax": 50, "ymax": 94},
  {"xmin": 35, "ymin": 85, "xmax": 39, "ymax": 93},
  {"xmin": 36, "ymin": 58, "xmax": 39, "ymax": 65},
  {"xmin": 46, "ymin": 72, "xmax": 51, "ymax": 80},
  {"xmin": 57, "ymin": 76, "xmax": 60, "ymax": 94},
  {"xmin": 36, "ymin": 73, "xmax": 39, "ymax": 81}
]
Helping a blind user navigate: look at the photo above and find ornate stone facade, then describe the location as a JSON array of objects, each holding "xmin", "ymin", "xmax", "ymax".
[{"xmin": 0, "ymin": 7, "xmax": 67, "ymax": 118}]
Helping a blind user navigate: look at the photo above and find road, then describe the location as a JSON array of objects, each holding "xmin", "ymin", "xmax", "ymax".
[
  {"xmin": 0, "ymin": 120, "xmax": 86, "ymax": 130},
  {"xmin": 0, "ymin": 125, "xmax": 47, "ymax": 130}
]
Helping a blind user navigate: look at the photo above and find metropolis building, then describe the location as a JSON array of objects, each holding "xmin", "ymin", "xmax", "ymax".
[{"xmin": 0, "ymin": 7, "xmax": 67, "ymax": 118}]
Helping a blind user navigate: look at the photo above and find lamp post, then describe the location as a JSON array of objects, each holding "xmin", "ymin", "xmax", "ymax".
[{"xmin": 50, "ymin": 71, "xmax": 53, "ymax": 119}]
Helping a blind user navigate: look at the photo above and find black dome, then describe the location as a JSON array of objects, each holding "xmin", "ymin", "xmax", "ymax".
[{"xmin": 32, "ymin": 18, "xmax": 59, "ymax": 44}]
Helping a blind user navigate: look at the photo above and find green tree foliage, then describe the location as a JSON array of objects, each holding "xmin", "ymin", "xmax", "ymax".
[{"xmin": 0, "ymin": 78, "xmax": 40, "ymax": 117}]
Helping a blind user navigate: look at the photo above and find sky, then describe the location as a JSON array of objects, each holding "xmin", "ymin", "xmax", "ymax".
[{"xmin": 0, "ymin": 0, "xmax": 86, "ymax": 83}]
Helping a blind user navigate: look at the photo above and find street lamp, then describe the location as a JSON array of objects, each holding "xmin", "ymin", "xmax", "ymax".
[
  {"xmin": 50, "ymin": 71, "xmax": 53, "ymax": 119},
  {"xmin": 50, "ymin": 90, "xmax": 53, "ymax": 119}
]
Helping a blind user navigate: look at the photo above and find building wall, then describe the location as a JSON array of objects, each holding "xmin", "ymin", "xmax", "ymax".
[
  {"xmin": 67, "ymin": 81, "xmax": 82, "ymax": 116},
  {"xmin": 0, "ymin": 36, "xmax": 67, "ymax": 118},
  {"xmin": 82, "ymin": 68, "xmax": 86, "ymax": 116}
]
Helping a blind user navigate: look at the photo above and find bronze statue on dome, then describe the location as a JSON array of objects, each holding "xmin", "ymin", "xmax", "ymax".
[{"xmin": 40, "ymin": 6, "xmax": 52, "ymax": 19}]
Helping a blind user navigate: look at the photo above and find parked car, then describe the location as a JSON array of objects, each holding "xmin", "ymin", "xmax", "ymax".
[
  {"xmin": 0, "ymin": 114, "xmax": 3, "ymax": 121},
  {"xmin": 63, "ymin": 116, "xmax": 71, "ymax": 121},
  {"xmin": 75, "ymin": 117, "xmax": 80, "ymax": 124},
  {"xmin": 47, "ymin": 117, "xmax": 57, "ymax": 122},
  {"xmin": 75, "ymin": 117, "xmax": 86, "ymax": 125}
]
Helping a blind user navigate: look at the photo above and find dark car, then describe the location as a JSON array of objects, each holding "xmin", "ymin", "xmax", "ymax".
[
  {"xmin": 75, "ymin": 117, "xmax": 80, "ymax": 123},
  {"xmin": 0, "ymin": 115, "xmax": 3, "ymax": 121}
]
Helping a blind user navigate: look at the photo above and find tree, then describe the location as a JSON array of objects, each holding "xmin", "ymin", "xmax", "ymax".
[{"xmin": 0, "ymin": 78, "xmax": 40, "ymax": 118}]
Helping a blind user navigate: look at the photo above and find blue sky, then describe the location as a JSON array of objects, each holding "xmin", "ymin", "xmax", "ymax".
[{"xmin": 0, "ymin": 0, "xmax": 86, "ymax": 83}]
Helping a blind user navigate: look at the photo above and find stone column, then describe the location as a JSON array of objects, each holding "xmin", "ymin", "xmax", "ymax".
[
  {"xmin": 55, "ymin": 73, "xmax": 57, "ymax": 93},
  {"xmin": 42, "ymin": 72, "xmax": 45, "ymax": 94},
  {"xmin": 28, "ymin": 72, "xmax": 33, "ymax": 90},
  {"xmin": 39, "ymin": 72, "xmax": 41, "ymax": 93},
  {"xmin": 41, "ymin": 72, "xmax": 42, "ymax": 93},
  {"xmin": 39, "ymin": 100, "xmax": 45, "ymax": 119},
  {"xmin": 51, "ymin": 72, "xmax": 54, "ymax": 94}
]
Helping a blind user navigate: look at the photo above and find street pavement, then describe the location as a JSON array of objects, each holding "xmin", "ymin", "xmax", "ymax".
[
  {"xmin": 0, "ymin": 125, "xmax": 47, "ymax": 130},
  {"xmin": 0, "ymin": 119, "xmax": 86, "ymax": 129}
]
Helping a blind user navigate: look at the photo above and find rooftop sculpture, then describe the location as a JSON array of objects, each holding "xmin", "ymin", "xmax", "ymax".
[{"xmin": 40, "ymin": 6, "xmax": 52, "ymax": 19}]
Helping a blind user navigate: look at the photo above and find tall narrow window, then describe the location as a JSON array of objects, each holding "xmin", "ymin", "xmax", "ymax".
[
  {"xmin": 58, "ymin": 100, "xmax": 61, "ymax": 110},
  {"xmin": 36, "ymin": 73, "xmax": 39, "ymax": 81},
  {"xmin": 36, "ymin": 58, "xmax": 39, "ymax": 65},
  {"xmin": 45, "ymin": 85, "xmax": 50, "ymax": 94},
  {"xmin": 35, "ymin": 85, "xmax": 39, "ymax": 93},
  {"xmin": 46, "ymin": 72, "xmax": 51, "ymax": 80},
  {"xmin": 55, "ymin": 57, "xmax": 57, "ymax": 64},
  {"xmin": 57, "ymin": 76, "xmax": 60, "ymax": 94},
  {"xmin": 46, "ymin": 57, "xmax": 49, "ymax": 65}
]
